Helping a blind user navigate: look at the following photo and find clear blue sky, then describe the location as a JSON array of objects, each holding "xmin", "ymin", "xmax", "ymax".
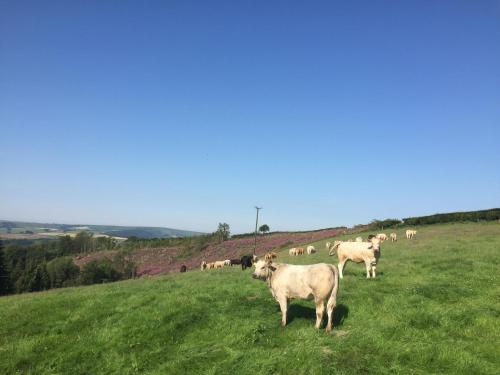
[{"xmin": 1, "ymin": 1, "xmax": 499, "ymax": 233}]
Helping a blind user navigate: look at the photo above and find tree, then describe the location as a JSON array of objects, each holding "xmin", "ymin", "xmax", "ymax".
[
  {"xmin": 216, "ymin": 223, "xmax": 230, "ymax": 243},
  {"xmin": 46, "ymin": 257, "xmax": 80, "ymax": 288},
  {"xmin": 259, "ymin": 224, "xmax": 270, "ymax": 235},
  {"xmin": 0, "ymin": 240, "xmax": 12, "ymax": 295}
]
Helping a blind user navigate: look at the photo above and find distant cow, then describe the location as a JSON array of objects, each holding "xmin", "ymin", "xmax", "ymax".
[
  {"xmin": 230, "ymin": 259, "xmax": 241, "ymax": 266},
  {"xmin": 241, "ymin": 255, "xmax": 253, "ymax": 270},
  {"xmin": 200, "ymin": 261, "xmax": 207, "ymax": 271},
  {"xmin": 296, "ymin": 247, "xmax": 305, "ymax": 255},
  {"xmin": 224, "ymin": 259, "xmax": 231, "ymax": 266},
  {"xmin": 252, "ymin": 260, "xmax": 339, "ymax": 332},
  {"xmin": 355, "ymin": 237, "xmax": 363, "ymax": 242},
  {"xmin": 289, "ymin": 248, "xmax": 297, "ymax": 256},
  {"xmin": 325, "ymin": 242, "xmax": 331, "ymax": 250},
  {"xmin": 180, "ymin": 265, "xmax": 187, "ymax": 273},
  {"xmin": 390, "ymin": 233, "xmax": 397, "ymax": 242},
  {"xmin": 329, "ymin": 238, "xmax": 381, "ymax": 278},
  {"xmin": 376, "ymin": 233, "xmax": 388, "ymax": 242},
  {"xmin": 406, "ymin": 229, "xmax": 417, "ymax": 239},
  {"xmin": 214, "ymin": 261, "xmax": 225, "ymax": 269},
  {"xmin": 306, "ymin": 245, "xmax": 316, "ymax": 254}
]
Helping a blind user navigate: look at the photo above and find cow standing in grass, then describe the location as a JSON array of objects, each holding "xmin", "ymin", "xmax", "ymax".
[
  {"xmin": 241, "ymin": 255, "xmax": 253, "ymax": 270},
  {"xmin": 329, "ymin": 238, "xmax": 381, "ymax": 278},
  {"xmin": 252, "ymin": 260, "xmax": 339, "ymax": 332}
]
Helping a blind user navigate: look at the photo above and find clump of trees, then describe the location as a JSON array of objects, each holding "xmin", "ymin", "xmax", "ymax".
[
  {"xmin": 259, "ymin": 224, "xmax": 270, "ymax": 235},
  {"xmin": 0, "ymin": 234, "xmax": 136, "ymax": 295}
]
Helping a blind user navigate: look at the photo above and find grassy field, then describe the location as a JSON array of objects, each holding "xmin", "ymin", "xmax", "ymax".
[{"xmin": 1, "ymin": 222, "xmax": 499, "ymax": 374}]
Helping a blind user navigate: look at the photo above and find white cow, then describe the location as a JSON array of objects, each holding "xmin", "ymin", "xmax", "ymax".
[
  {"xmin": 289, "ymin": 248, "xmax": 297, "ymax": 256},
  {"xmin": 376, "ymin": 233, "xmax": 388, "ymax": 242},
  {"xmin": 390, "ymin": 233, "xmax": 397, "ymax": 242},
  {"xmin": 306, "ymin": 245, "xmax": 316, "ymax": 254},
  {"xmin": 325, "ymin": 242, "xmax": 331, "ymax": 250},
  {"xmin": 252, "ymin": 260, "xmax": 339, "ymax": 332},
  {"xmin": 224, "ymin": 259, "xmax": 231, "ymax": 266},
  {"xmin": 406, "ymin": 229, "xmax": 417, "ymax": 239},
  {"xmin": 329, "ymin": 238, "xmax": 381, "ymax": 279}
]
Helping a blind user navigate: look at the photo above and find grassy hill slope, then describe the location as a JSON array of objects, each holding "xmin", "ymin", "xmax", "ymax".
[{"xmin": 1, "ymin": 222, "xmax": 499, "ymax": 374}]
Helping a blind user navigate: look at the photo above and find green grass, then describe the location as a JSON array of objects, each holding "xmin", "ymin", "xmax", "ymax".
[{"xmin": 1, "ymin": 222, "xmax": 499, "ymax": 374}]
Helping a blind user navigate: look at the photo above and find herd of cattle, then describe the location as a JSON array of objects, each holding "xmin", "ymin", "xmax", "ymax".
[{"xmin": 180, "ymin": 229, "xmax": 418, "ymax": 330}]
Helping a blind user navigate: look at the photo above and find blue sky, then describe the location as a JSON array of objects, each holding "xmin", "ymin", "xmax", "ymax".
[{"xmin": 1, "ymin": 1, "xmax": 499, "ymax": 233}]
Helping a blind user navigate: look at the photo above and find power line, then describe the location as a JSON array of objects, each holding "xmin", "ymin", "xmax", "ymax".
[{"xmin": 253, "ymin": 206, "xmax": 262, "ymax": 255}]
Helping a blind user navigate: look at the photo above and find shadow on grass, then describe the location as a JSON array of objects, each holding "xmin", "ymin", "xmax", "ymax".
[{"xmin": 286, "ymin": 303, "xmax": 349, "ymax": 327}]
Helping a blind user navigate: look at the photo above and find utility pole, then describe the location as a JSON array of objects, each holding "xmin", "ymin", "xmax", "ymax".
[{"xmin": 254, "ymin": 206, "xmax": 262, "ymax": 255}]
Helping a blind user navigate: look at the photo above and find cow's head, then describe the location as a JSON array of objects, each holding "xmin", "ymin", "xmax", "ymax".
[
  {"xmin": 370, "ymin": 237, "xmax": 381, "ymax": 252},
  {"xmin": 252, "ymin": 260, "xmax": 276, "ymax": 281},
  {"xmin": 328, "ymin": 241, "xmax": 342, "ymax": 256}
]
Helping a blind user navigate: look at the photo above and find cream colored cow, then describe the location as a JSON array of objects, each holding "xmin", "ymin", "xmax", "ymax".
[
  {"xmin": 289, "ymin": 248, "xmax": 297, "ymax": 256},
  {"xmin": 329, "ymin": 238, "xmax": 381, "ymax": 279},
  {"xmin": 213, "ymin": 261, "xmax": 225, "ymax": 269},
  {"xmin": 376, "ymin": 233, "xmax": 388, "ymax": 242},
  {"xmin": 200, "ymin": 261, "xmax": 207, "ymax": 271},
  {"xmin": 406, "ymin": 229, "xmax": 417, "ymax": 239},
  {"xmin": 252, "ymin": 260, "xmax": 339, "ymax": 332},
  {"xmin": 306, "ymin": 245, "xmax": 316, "ymax": 254},
  {"xmin": 325, "ymin": 242, "xmax": 331, "ymax": 250},
  {"xmin": 390, "ymin": 233, "xmax": 397, "ymax": 242}
]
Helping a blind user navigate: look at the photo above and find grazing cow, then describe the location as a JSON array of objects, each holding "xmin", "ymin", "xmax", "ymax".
[
  {"xmin": 252, "ymin": 260, "xmax": 339, "ymax": 332},
  {"xmin": 376, "ymin": 233, "xmax": 388, "ymax": 242},
  {"xmin": 214, "ymin": 261, "xmax": 225, "ymax": 269},
  {"xmin": 180, "ymin": 265, "xmax": 187, "ymax": 273},
  {"xmin": 289, "ymin": 248, "xmax": 297, "ymax": 256},
  {"xmin": 329, "ymin": 238, "xmax": 381, "ymax": 279},
  {"xmin": 200, "ymin": 261, "xmax": 207, "ymax": 271},
  {"xmin": 296, "ymin": 247, "xmax": 305, "ymax": 255},
  {"xmin": 390, "ymin": 233, "xmax": 397, "ymax": 242},
  {"xmin": 224, "ymin": 259, "xmax": 231, "ymax": 266},
  {"xmin": 306, "ymin": 245, "xmax": 316, "ymax": 254},
  {"xmin": 230, "ymin": 259, "xmax": 241, "ymax": 266},
  {"xmin": 265, "ymin": 252, "xmax": 278, "ymax": 261},
  {"xmin": 241, "ymin": 255, "xmax": 253, "ymax": 270},
  {"xmin": 406, "ymin": 229, "xmax": 417, "ymax": 239},
  {"xmin": 325, "ymin": 242, "xmax": 331, "ymax": 250},
  {"xmin": 355, "ymin": 237, "xmax": 363, "ymax": 242}
]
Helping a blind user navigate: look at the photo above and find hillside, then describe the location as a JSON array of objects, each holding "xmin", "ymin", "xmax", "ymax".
[
  {"xmin": 1, "ymin": 222, "xmax": 499, "ymax": 374},
  {"xmin": 0, "ymin": 220, "xmax": 203, "ymax": 240},
  {"xmin": 74, "ymin": 227, "xmax": 346, "ymax": 276}
]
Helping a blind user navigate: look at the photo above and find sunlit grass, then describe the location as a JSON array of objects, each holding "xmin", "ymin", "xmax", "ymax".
[{"xmin": 1, "ymin": 222, "xmax": 499, "ymax": 374}]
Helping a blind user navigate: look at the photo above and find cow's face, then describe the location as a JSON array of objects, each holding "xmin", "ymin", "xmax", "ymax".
[
  {"xmin": 252, "ymin": 260, "xmax": 274, "ymax": 280},
  {"xmin": 370, "ymin": 238, "xmax": 381, "ymax": 251}
]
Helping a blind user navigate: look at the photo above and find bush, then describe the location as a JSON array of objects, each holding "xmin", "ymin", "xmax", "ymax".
[
  {"xmin": 46, "ymin": 257, "xmax": 80, "ymax": 288},
  {"xmin": 79, "ymin": 259, "xmax": 123, "ymax": 285}
]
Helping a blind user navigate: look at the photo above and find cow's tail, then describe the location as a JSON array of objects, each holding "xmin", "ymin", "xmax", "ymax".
[{"xmin": 328, "ymin": 264, "xmax": 339, "ymax": 308}]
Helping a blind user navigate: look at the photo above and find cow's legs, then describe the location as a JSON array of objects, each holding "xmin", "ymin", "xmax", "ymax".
[
  {"xmin": 364, "ymin": 260, "xmax": 372, "ymax": 278},
  {"xmin": 278, "ymin": 297, "xmax": 288, "ymax": 327},
  {"xmin": 371, "ymin": 265, "xmax": 376, "ymax": 278},
  {"xmin": 315, "ymin": 299, "xmax": 325, "ymax": 329},
  {"xmin": 338, "ymin": 260, "xmax": 346, "ymax": 279},
  {"xmin": 326, "ymin": 293, "xmax": 336, "ymax": 332}
]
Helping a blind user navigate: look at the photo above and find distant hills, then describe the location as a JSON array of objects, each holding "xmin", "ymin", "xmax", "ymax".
[{"xmin": 0, "ymin": 220, "xmax": 203, "ymax": 239}]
